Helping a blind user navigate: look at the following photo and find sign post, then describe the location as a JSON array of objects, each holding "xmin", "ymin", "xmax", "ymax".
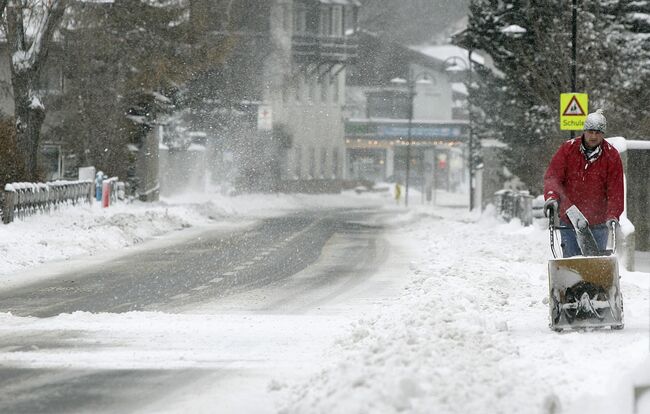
[{"xmin": 560, "ymin": 93, "xmax": 588, "ymax": 131}]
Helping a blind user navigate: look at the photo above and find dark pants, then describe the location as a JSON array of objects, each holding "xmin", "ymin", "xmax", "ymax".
[{"xmin": 559, "ymin": 224, "xmax": 609, "ymax": 258}]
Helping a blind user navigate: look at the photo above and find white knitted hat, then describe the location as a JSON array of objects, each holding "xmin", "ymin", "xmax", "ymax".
[{"xmin": 583, "ymin": 109, "xmax": 606, "ymax": 133}]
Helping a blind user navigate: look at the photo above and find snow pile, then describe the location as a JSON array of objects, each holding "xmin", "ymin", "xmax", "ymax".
[
  {"xmin": 0, "ymin": 311, "xmax": 346, "ymax": 371},
  {"xmin": 280, "ymin": 209, "xmax": 650, "ymax": 414}
]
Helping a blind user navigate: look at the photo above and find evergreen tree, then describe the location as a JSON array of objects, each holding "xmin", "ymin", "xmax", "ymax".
[
  {"xmin": 55, "ymin": 0, "xmax": 259, "ymax": 181},
  {"xmin": 360, "ymin": 0, "xmax": 469, "ymax": 44},
  {"xmin": 456, "ymin": 0, "xmax": 623, "ymax": 192},
  {"xmin": 605, "ymin": 0, "xmax": 650, "ymax": 137},
  {"xmin": 56, "ymin": 0, "xmax": 192, "ymax": 179}
]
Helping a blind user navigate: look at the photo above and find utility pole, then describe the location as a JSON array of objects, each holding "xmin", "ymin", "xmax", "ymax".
[
  {"xmin": 468, "ymin": 49, "xmax": 475, "ymax": 211},
  {"xmin": 405, "ymin": 81, "xmax": 414, "ymax": 207},
  {"xmin": 570, "ymin": 0, "xmax": 577, "ymax": 140},
  {"xmin": 391, "ymin": 71, "xmax": 432, "ymax": 207}
]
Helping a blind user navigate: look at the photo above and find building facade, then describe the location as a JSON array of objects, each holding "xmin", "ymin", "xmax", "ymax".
[
  {"xmin": 345, "ymin": 32, "xmax": 469, "ymax": 197},
  {"xmin": 187, "ymin": 0, "xmax": 360, "ymax": 193}
]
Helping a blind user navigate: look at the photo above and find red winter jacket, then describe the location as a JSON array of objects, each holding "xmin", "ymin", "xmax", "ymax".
[{"xmin": 543, "ymin": 136, "xmax": 624, "ymax": 226}]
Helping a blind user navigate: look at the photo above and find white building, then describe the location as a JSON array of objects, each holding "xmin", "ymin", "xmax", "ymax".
[
  {"xmin": 344, "ymin": 31, "xmax": 471, "ymax": 197},
  {"xmin": 187, "ymin": 0, "xmax": 361, "ymax": 193}
]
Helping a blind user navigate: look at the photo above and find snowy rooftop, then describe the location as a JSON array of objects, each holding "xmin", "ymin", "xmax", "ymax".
[
  {"xmin": 410, "ymin": 44, "xmax": 485, "ymax": 68},
  {"xmin": 451, "ymin": 82, "xmax": 468, "ymax": 95}
]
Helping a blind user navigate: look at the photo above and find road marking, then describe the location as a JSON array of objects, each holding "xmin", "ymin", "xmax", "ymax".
[
  {"xmin": 222, "ymin": 272, "xmax": 236, "ymax": 276},
  {"xmin": 191, "ymin": 285, "xmax": 209, "ymax": 291},
  {"xmin": 209, "ymin": 277, "xmax": 224, "ymax": 284},
  {"xmin": 170, "ymin": 293, "xmax": 190, "ymax": 300}
]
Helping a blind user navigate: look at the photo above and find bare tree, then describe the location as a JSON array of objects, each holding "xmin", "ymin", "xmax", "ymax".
[{"xmin": 5, "ymin": 0, "xmax": 65, "ymax": 180}]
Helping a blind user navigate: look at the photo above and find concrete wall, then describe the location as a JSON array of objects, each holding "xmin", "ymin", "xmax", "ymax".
[{"xmin": 626, "ymin": 149, "xmax": 650, "ymax": 251}]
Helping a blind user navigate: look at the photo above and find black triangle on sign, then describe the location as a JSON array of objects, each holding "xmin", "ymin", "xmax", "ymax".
[{"xmin": 563, "ymin": 95, "xmax": 586, "ymax": 116}]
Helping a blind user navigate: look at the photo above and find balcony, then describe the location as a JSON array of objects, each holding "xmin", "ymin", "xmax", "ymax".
[{"xmin": 292, "ymin": 34, "xmax": 358, "ymax": 64}]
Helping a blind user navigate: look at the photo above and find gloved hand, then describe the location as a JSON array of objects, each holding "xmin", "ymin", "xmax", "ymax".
[
  {"xmin": 544, "ymin": 198, "xmax": 559, "ymax": 218},
  {"xmin": 606, "ymin": 218, "xmax": 619, "ymax": 229}
]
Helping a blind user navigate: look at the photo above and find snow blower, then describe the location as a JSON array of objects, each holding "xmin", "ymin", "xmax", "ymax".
[{"xmin": 547, "ymin": 205, "xmax": 624, "ymax": 332}]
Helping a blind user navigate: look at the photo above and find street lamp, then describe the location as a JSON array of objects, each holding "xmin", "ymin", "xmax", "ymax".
[
  {"xmin": 390, "ymin": 71, "xmax": 432, "ymax": 207},
  {"xmin": 443, "ymin": 52, "xmax": 475, "ymax": 210}
]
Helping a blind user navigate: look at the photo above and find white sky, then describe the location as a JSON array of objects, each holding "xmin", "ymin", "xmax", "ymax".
[{"xmin": 0, "ymin": 188, "xmax": 648, "ymax": 413}]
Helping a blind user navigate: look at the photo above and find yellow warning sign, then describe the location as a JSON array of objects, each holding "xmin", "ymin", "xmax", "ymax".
[{"xmin": 560, "ymin": 93, "xmax": 588, "ymax": 130}]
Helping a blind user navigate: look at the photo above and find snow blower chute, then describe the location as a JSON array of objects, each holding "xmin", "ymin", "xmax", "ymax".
[{"xmin": 547, "ymin": 206, "xmax": 624, "ymax": 331}]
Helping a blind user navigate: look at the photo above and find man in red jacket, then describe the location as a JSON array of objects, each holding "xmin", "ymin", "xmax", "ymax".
[{"xmin": 543, "ymin": 109, "xmax": 624, "ymax": 257}]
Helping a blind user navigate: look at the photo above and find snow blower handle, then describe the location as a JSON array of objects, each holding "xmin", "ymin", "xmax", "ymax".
[
  {"xmin": 548, "ymin": 204, "xmax": 559, "ymax": 258},
  {"xmin": 609, "ymin": 219, "xmax": 618, "ymax": 254}
]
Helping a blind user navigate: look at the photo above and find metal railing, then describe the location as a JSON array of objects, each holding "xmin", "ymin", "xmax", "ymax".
[
  {"xmin": 494, "ymin": 189, "xmax": 534, "ymax": 226},
  {"xmin": 1, "ymin": 180, "xmax": 94, "ymax": 224}
]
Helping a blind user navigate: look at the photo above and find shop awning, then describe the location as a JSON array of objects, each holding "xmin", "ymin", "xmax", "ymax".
[{"xmin": 317, "ymin": 0, "xmax": 361, "ymax": 6}]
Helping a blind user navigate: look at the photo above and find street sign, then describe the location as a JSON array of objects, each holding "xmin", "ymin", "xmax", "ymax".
[
  {"xmin": 560, "ymin": 93, "xmax": 588, "ymax": 130},
  {"xmin": 257, "ymin": 105, "xmax": 273, "ymax": 131}
]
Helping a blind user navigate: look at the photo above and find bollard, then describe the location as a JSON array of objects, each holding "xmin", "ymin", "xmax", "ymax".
[{"xmin": 102, "ymin": 181, "xmax": 110, "ymax": 208}]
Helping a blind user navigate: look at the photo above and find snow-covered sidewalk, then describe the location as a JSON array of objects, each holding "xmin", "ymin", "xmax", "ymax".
[{"xmin": 279, "ymin": 207, "xmax": 650, "ymax": 414}]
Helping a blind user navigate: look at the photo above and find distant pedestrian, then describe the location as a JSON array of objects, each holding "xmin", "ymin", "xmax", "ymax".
[
  {"xmin": 95, "ymin": 171, "xmax": 105, "ymax": 201},
  {"xmin": 543, "ymin": 109, "xmax": 624, "ymax": 257},
  {"xmin": 395, "ymin": 183, "xmax": 402, "ymax": 205}
]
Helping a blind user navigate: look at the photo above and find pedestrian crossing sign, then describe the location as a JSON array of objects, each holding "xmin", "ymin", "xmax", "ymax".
[{"xmin": 560, "ymin": 93, "xmax": 588, "ymax": 130}]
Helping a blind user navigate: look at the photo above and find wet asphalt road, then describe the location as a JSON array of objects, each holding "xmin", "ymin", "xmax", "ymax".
[{"xmin": 0, "ymin": 207, "xmax": 393, "ymax": 413}]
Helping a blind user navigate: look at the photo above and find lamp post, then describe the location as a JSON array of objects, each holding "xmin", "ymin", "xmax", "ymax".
[
  {"xmin": 443, "ymin": 53, "xmax": 475, "ymax": 210},
  {"xmin": 467, "ymin": 50, "xmax": 475, "ymax": 211},
  {"xmin": 391, "ymin": 71, "xmax": 432, "ymax": 207},
  {"xmin": 570, "ymin": 0, "xmax": 577, "ymax": 140}
]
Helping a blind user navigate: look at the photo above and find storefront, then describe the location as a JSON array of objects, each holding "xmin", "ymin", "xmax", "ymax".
[{"xmin": 345, "ymin": 119, "xmax": 468, "ymax": 190}]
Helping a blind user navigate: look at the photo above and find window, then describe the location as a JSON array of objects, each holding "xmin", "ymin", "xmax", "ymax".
[
  {"xmin": 295, "ymin": 74, "xmax": 302, "ymax": 102},
  {"xmin": 295, "ymin": 145, "xmax": 302, "ymax": 178},
  {"xmin": 320, "ymin": 147, "xmax": 327, "ymax": 178},
  {"xmin": 320, "ymin": 6, "xmax": 331, "ymax": 36},
  {"xmin": 331, "ymin": 74, "xmax": 339, "ymax": 104},
  {"xmin": 331, "ymin": 6, "xmax": 343, "ymax": 36},
  {"xmin": 282, "ymin": 4, "xmax": 291, "ymax": 31},
  {"xmin": 343, "ymin": 5, "xmax": 358, "ymax": 34},
  {"xmin": 309, "ymin": 147, "xmax": 316, "ymax": 178},
  {"xmin": 308, "ymin": 75, "xmax": 316, "ymax": 103},
  {"xmin": 332, "ymin": 148, "xmax": 339, "ymax": 178},
  {"xmin": 294, "ymin": 3, "xmax": 307, "ymax": 34},
  {"xmin": 320, "ymin": 76, "xmax": 328, "ymax": 102}
]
